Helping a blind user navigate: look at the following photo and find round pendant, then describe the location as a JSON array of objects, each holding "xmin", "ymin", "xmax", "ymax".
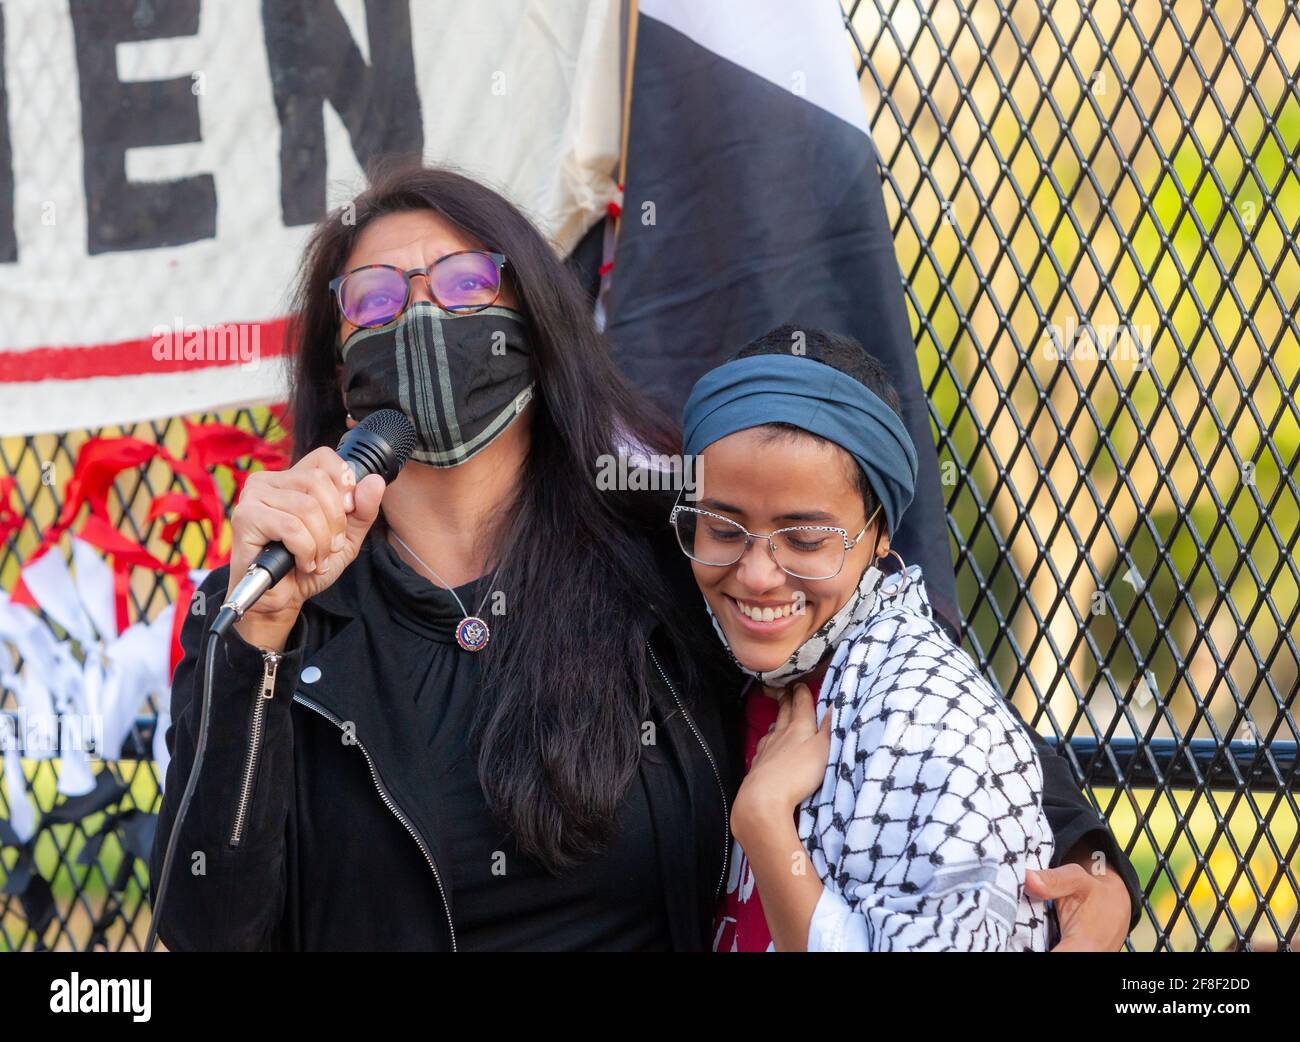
[{"xmin": 455, "ymin": 616, "xmax": 491, "ymax": 652}]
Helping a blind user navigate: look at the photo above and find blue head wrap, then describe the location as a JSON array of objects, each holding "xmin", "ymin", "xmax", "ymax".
[{"xmin": 681, "ymin": 354, "xmax": 918, "ymax": 536}]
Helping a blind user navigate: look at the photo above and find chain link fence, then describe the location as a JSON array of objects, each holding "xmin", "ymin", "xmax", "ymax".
[{"xmin": 1, "ymin": 0, "xmax": 1297, "ymax": 951}]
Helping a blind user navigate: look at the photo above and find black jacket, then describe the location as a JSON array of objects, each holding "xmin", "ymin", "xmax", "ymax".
[
  {"xmin": 149, "ymin": 535, "xmax": 736, "ymax": 951},
  {"xmin": 149, "ymin": 534, "xmax": 1140, "ymax": 951}
]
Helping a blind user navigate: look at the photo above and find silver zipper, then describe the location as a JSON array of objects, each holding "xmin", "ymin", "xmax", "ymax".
[
  {"xmin": 229, "ymin": 649, "xmax": 280, "ymax": 848},
  {"xmin": 291, "ymin": 691, "xmax": 458, "ymax": 952},
  {"xmin": 646, "ymin": 641, "xmax": 730, "ymax": 902}
]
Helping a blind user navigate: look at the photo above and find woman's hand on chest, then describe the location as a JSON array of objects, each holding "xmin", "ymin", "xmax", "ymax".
[{"xmin": 730, "ymin": 683, "xmax": 831, "ymax": 843}]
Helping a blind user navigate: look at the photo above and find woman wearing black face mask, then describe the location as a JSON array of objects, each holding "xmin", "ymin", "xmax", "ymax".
[{"xmin": 148, "ymin": 161, "xmax": 738, "ymax": 951}]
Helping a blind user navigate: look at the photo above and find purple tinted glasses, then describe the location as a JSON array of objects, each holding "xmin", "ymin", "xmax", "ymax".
[{"xmin": 329, "ymin": 250, "xmax": 509, "ymax": 328}]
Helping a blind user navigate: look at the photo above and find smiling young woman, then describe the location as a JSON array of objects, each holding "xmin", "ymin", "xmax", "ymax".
[
  {"xmin": 677, "ymin": 425, "xmax": 888, "ymax": 675},
  {"xmin": 678, "ymin": 326, "xmax": 1142, "ymax": 953}
]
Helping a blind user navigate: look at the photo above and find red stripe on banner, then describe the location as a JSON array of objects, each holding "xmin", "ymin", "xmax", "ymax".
[{"xmin": 0, "ymin": 317, "xmax": 292, "ymax": 384}]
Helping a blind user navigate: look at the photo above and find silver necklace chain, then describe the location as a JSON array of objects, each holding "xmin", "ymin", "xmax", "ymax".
[{"xmin": 388, "ymin": 527, "xmax": 497, "ymax": 621}]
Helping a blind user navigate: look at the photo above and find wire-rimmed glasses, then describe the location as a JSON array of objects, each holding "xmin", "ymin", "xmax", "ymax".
[
  {"xmin": 329, "ymin": 249, "xmax": 509, "ymax": 328},
  {"xmin": 669, "ymin": 503, "xmax": 872, "ymax": 580}
]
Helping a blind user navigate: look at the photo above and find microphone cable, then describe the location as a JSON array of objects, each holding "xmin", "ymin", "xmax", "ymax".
[{"xmin": 146, "ymin": 618, "xmax": 228, "ymax": 953}]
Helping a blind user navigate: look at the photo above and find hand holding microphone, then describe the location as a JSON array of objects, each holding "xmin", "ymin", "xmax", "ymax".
[
  {"xmin": 148, "ymin": 411, "xmax": 415, "ymax": 955},
  {"xmin": 220, "ymin": 410, "xmax": 416, "ymax": 649}
]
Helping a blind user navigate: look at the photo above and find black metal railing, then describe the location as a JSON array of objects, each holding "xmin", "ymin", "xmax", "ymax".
[{"xmin": 844, "ymin": 0, "xmax": 1298, "ymax": 951}]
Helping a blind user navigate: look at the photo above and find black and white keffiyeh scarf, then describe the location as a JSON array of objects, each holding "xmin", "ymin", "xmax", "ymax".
[{"xmin": 794, "ymin": 563, "xmax": 1057, "ymax": 951}]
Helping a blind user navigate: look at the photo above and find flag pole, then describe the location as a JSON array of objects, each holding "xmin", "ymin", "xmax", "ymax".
[{"xmin": 614, "ymin": 0, "xmax": 639, "ymax": 236}]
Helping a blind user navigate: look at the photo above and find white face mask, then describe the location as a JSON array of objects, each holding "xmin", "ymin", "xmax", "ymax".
[{"xmin": 703, "ymin": 555, "xmax": 907, "ymax": 689}]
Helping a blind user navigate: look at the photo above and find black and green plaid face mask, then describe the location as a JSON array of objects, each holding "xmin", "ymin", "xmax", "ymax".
[{"xmin": 340, "ymin": 301, "xmax": 535, "ymax": 467}]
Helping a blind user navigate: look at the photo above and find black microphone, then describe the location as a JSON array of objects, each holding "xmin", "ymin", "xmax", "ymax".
[{"xmin": 212, "ymin": 409, "xmax": 416, "ymax": 637}]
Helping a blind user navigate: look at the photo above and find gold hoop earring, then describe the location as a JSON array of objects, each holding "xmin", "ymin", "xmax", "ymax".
[{"xmin": 881, "ymin": 548, "xmax": 910, "ymax": 593}]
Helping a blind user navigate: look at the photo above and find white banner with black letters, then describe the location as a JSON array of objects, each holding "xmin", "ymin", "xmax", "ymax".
[{"xmin": 0, "ymin": 0, "xmax": 622, "ymax": 435}]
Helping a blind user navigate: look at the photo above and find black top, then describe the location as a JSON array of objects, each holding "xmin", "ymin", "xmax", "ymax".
[{"xmin": 366, "ymin": 533, "xmax": 673, "ymax": 951}]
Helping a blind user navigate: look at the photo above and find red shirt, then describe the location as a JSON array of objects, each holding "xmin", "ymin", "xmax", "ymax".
[{"xmin": 713, "ymin": 675, "xmax": 822, "ymax": 953}]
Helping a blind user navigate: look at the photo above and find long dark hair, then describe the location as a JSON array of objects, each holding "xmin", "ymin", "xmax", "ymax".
[{"xmin": 285, "ymin": 159, "xmax": 703, "ymax": 871}]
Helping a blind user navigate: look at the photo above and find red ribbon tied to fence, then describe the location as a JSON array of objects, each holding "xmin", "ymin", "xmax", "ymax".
[{"xmin": 7, "ymin": 414, "xmax": 291, "ymax": 675}]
